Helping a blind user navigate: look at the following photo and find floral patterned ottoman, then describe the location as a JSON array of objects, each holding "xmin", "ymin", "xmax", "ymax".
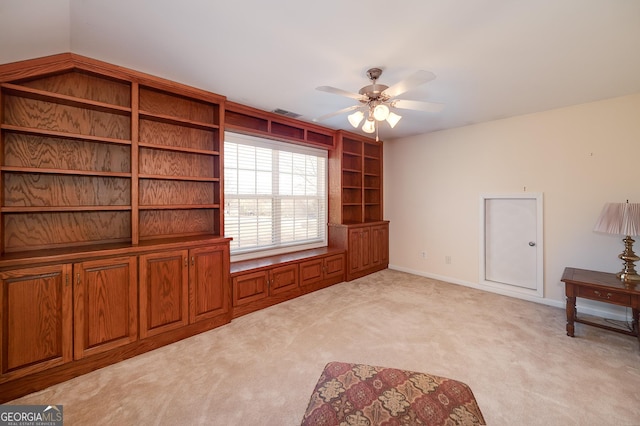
[{"xmin": 301, "ymin": 362, "xmax": 486, "ymax": 426}]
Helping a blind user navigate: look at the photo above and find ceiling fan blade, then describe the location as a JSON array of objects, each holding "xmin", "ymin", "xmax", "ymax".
[
  {"xmin": 392, "ymin": 99, "xmax": 445, "ymax": 113},
  {"xmin": 316, "ymin": 86, "xmax": 367, "ymax": 101},
  {"xmin": 313, "ymin": 104, "xmax": 362, "ymax": 122},
  {"xmin": 382, "ymin": 70, "xmax": 436, "ymax": 99}
]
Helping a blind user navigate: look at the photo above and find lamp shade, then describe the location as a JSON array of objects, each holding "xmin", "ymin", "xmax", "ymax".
[
  {"xmin": 362, "ymin": 118, "xmax": 375, "ymax": 134},
  {"xmin": 594, "ymin": 202, "xmax": 640, "ymax": 236},
  {"xmin": 386, "ymin": 111, "xmax": 402, "ymax": 128},
  {"xmin": 373, "ymin": 104, "xmax": 390, "ymax": 121},
  {"xmin": 347, "ymin": 110, "xmax": 364, "ymax": 128}
]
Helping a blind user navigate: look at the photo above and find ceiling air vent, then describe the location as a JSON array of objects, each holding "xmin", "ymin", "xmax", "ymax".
[{"xmin": 272, "ymin": 108, "xmax": 302, "ymax": 119}]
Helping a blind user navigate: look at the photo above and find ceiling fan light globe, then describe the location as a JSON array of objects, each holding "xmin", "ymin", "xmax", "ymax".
[
  {"xmin": 386, "ymin": 111, "xmax": 402, "ymax": 128},
  {"xmin": 362, "ymin": 118, "xmax": 376, "ymax": 134},
  {"xmin": 347, "ymin": 110, "xmax": 364, "ymax": 128},
  {"xmin": 373, "ymin": 104, "xmax": 390, "ymax": 121}
]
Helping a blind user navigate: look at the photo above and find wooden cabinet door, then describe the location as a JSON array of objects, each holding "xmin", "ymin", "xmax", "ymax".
[
  {"xmin": 300, "ymin": 258, "xmax": 324, "ymax": 287},
  {"xmin": 360, "ymin": 227, "xmax": 371, "ymax": 270},
  {"xmin": 324, "ymin": 254, "xmax": 346, "ymax": 281},
  {"xmin": 232, "ymin": 271, "xmax": 268, "ymax": 307},
  {"xmin": 349, "ymin": 227, "xmax": 372, "ymax": 274},
  {"xmin": 269, "ymin": 264, "xmax": 298, "ymax": 295},
  {"xmin": 371, "ymin": 224, "xmax": 389, "ymax": 267},
  {"xmin": 139, "ymin": 250, "xmax": 189, "ymax": 338},
  {"xmin": 189, "ymin": 245, "xmax": 230, "ymax": 323},
  {"xmin": 0, "ymin": 264, "xmax": 72, "ymax": 382},
  {"xmin": 73, "ymin": 257, "xmax": 137, "ymax": 359},
  {"xmin": 348, "ymin": 228, "xmax": 363, "ymax": 274}
]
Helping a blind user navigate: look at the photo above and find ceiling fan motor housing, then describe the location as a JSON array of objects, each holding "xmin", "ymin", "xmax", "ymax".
[
  {"xmin": 359, "ymin": 84, "xmax": 389, "ymax": 101},
  {"xmin": 360, "ymin": 68, "xmax": 390, "ymax": 102}
]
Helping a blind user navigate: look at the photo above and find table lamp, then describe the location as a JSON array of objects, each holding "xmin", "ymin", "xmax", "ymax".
[{"xmin": 593, "ymin": 201, "xmax": 640, "ymax": 284}]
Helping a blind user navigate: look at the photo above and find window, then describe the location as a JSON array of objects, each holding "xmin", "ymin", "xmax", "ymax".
[{"xmin": 224, "ymin": 132, "xmax": 327, "ymax": 259}]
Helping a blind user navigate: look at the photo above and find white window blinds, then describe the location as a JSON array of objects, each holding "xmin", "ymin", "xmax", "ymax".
[{"xmin": 224, "ymin": 132, "xmax": 327, "ymax": 257}]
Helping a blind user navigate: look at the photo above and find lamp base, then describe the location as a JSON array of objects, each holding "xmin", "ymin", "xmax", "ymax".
[{"xmin": 617, "ymin": 235, "xmax": 640, "ymax": 285}]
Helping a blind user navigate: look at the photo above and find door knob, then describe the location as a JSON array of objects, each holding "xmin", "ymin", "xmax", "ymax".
[{"xmin": 528, "ymin": 241, "xmax": 536, "ymax": 247}]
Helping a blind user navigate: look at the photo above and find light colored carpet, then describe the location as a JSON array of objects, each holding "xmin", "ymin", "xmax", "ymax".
[{"xmin": 9, "ymin": 269, "xmax": 640, "ymax": 425}]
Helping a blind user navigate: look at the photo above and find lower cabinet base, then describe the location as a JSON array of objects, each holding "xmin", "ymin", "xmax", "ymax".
[
  {"xmin": 230, "ymin": 247, "xmax": 346, "ymax": 319},
  {"xmin": 0, "ymin": 312, "xmax": 231, "ymax": 403},
  {"xmin": 1, "ymin": 248, "xmax": 353, "ymax": 402},
  {"xmin": 347, "ymin": 263, "xmax": 389, "ymax": 282},
  {"xmin": 231, "ymin": 274, "xmax": 345, "ymax": 319},
  {"xmin": 232, "ymin": 287, "xmax": 300, "ymax": 318}
]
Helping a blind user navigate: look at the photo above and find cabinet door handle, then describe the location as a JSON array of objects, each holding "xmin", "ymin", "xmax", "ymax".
[
  {"xmin": 77, "ymin": 273, "xmax": 81, "ymax": 285},
  {"xmin": 184, "ymin": 257, "xmax": 188, "ymax": 267},
  {"xmin": 191, "ymin": 256, "xmax": 195, "ymax": 266}
]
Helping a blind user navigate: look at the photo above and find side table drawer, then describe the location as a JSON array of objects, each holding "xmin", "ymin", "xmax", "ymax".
[{"xmin": 577, "ymin": 287, "xmax": 631, "ymax": 305}]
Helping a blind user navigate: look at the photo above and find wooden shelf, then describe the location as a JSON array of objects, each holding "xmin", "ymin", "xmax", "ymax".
[
  {"xmin": 0, "ymin": 124, "xmax": 132, "ymax": 146},
  {"xmin": 1, "ymin": 206, "xmax": 132, "ymax": 213},
  {"xmin": 329, "ymin": 130, "xmax": 383, "ymax": 225},
  {"xmin": 139, "ymin": 110, "xmax": 219, "ymax": 131},
  {"xmin": 139, "ymin": 204, "xmax": 220, "ymax": 210},
  {"xmin": 138, "ymin": 174, "xmax": 219, "ymax": 182},
  {"xmin": 1, "ymin": 83, "xmax": 132, "ymax": 115},
  {"xmin": 225, "ymin": 101, "xmax": 335, "ymax": 149},
  {"xmin": 0, "ymin": 53, "xmax": 232, "ymax": 403},
  {"xmin": 1, "ymin": 166, "xmax": 131, "ymax": 178},
  {"xmin": 138, "ymin": 141, "xmax": 219, "ymax": 156}
]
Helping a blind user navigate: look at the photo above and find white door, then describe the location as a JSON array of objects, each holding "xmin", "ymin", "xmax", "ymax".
[{"xmin": 481, "ymin": 195, "xmax": 543, "ymax": 296}]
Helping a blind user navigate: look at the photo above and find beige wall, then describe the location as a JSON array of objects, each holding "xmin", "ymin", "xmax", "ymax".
[
  {"xmin": 384, "ymin": 93, "xmax": 640, "ymax": 314},
  {"xmin": 0, "ymin": 0, "xmax": 70, "ymax": 65}
]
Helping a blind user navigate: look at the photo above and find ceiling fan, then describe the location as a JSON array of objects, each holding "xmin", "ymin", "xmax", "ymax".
[{"xmin": 314, "ymin": 67, "xmax": 444, "ymax": 139}]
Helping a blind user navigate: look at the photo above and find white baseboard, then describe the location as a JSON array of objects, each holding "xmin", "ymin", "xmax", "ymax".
[{"xmin": 388, "ymin": 264, "xmax": 631, "ymax": 322}]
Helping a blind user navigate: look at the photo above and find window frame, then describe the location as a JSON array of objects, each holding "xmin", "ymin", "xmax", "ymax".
[{"xmin": 224, "ymin": 131, "xmax": 328, "ymax": 261}]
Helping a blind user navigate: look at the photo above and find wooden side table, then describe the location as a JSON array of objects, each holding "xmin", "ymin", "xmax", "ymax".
[{"xmin": 562, "ymin": 267, "xmax": 639, "ymax": 347}]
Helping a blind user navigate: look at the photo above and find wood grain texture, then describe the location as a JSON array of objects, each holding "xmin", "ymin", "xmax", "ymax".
[
  {"xmin": 225, "ymin": 101, "xmax": 335, "ymax": 149},
  {"xmin": 19, "ymin": 70, "xmax": 131, "ymax": 107},
  {"xmin": 324, "ymin": 253, "xmax": 346, "ymax": 279},
  {"xmin": 139, "ymin": 119, "xmax": 217, "ymax": 151},
  {"xmin": 139, "ymin": 250, "xmax": 189, "ymax": 338},
  {"xmin": 139, "ymin": 87, "xmax": 217, "ymax": 124},
  {"xmin": 364, "ymin": 188, "xmax": 380, "ymax": 204},
  {"xmin": 139, "ymin": 209, "xmax": 215, "ymax": 238},
  {"xmin": 269, "ymin": 264, "xmax": 299, "ymax": 295},
  {"xmin": 3, "ymin": 211, "xmax": 131, "ymax": 251},
  {"xmin": 139, "ymin": 180, "xmax": 216, "ymax": 206},
  {"xmin": 232, "ymin": 270, "xmax": 267, "ymax": 306},
  {"xmin": 138, "ymin": 148, "xmax": 215, "ymax": 178},
  {"xmin": 271, "ymin": 121, "xmax": 304, "ymax": 140},
  {"xmin": 306, "ymin": 130, "xmax": 334, "ymax": 147},
  {"xmin": 4, "ymin": 174, "xmax": 130, "ymax": 207},
  {"xmin": 299, "ymin": 258, "xmax": 323, "ymax": 286},
  {"xmin": 364, "ymin": 157, "xmax": 381, "ymax": 175},
  {"xmin": 3, "ymin": 133, "xmax": 131, "ymax": 172},
  {"xmin": 189, "ymin": 245, "xmax": 229, "ymax": 323},
  {"xmin": 0, "ymin": 264, "xmax": 72, "ymax": 380},
  {"xmin": 3, "ymin": 96, "xmax": 131, "ymax": 140},
  {"xmin": 73, "ymin": 257, "xmax": 138, "ymax": 359}
]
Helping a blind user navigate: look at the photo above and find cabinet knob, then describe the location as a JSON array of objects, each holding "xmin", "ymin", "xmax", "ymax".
[{"xmin": 191, "ymin": 256, "xmax": 195, "ymax": 266}]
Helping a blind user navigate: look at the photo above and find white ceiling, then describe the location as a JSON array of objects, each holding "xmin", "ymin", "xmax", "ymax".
[{"xmin": 2, "ymin": 0, "xmax": 640, "ymax": 140}]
